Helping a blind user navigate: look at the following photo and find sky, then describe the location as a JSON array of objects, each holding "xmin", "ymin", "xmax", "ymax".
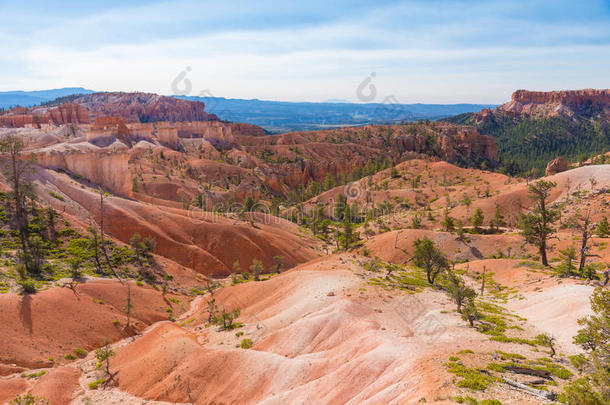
[{"xmin": 0, "ymin": 0, "xmax": 609, "ymax": 103}]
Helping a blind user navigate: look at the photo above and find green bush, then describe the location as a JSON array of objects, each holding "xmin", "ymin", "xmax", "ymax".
[
  {"xmin": 240, "ymin": 338, "xmax": 253, "ymax": 349},
  {"xmin": 446, "ymin": 361, "xmax": 499, "ymax": 390},
  {"xmin": 88, "ymin": 378, "xmax": 106, "ymax": 389}
]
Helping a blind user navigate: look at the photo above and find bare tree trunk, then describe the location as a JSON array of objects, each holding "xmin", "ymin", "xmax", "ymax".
[
  {"xmin": 540, "ymin": 243, "xmax": 548, "ymax": 267},
  {"xmin": 578, "ymin": 211, "xmax": 591, "ymax": 276},
  {"xmin": 98, "ymin": 188, "xmax": 122, "ymax": 282},
  {"xmin": 540, "ymin": 196, "xmax": 549, "ymax": 267},
  {"xmin": 90, "ymin": 221, "xmax": 103, "ymax": 274},
  {"xmin": 125, "ymin": 284, "xmax": 132, "ymax": 329},
  {"xmin": 502, "ymin": 377, "xmax": 557, "ymax": 400}
]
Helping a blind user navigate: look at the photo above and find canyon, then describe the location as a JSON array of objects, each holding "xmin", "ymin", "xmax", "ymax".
[{"xmin": 0, "ymin": 90, "xmax": 607, "ymax": 405}]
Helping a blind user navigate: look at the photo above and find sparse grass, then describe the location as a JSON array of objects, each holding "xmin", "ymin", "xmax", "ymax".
[
  {"xmin": 88, "ymin": 378, "xmax": 106, "ymax": 389},
  {"xmin": 494, "ymin": 351, "xmax": 525, "ymax": 360},
  {"xmin": 445, "ymin": 361, "xmax": 500, "ymax": 390},
  {"xmin": 22, "ymin": 370, "xmax": 46, "ymax": 379},
  {"xmin": 49, "ymin": 191, "xmax": 65, "ymax": 201}
]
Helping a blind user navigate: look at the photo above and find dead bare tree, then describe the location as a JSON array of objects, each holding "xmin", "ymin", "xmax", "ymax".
[
  {"xmin": 124, "ymin": 283, "xmax": 133, "ymax": 330},
  {"xmin": 578, "ymin": 210, "xmax": 595, "ymax": 277},
  {"xmin": 98, "ymin": 187, "xmax": 122, "ymax": 282},
  {"xmin": 88, "ymin": 218, "xmax": 104, "ymax": 274}
]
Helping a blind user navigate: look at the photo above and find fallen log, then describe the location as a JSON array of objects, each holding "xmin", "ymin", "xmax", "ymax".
[
  {"xmin": 503, "ymin": 376, "xmax": 557, "ymax": 401},
  {"xmin": 504, "ymin": 365, "xmax": 552, "ymax": 380}
]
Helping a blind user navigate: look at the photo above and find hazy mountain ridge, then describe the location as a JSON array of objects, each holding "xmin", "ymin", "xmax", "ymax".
[
  {"xmin": 0, "ymin": 87, "xmax": 95, "ymax": 109},
  {"xmin": 176, "ymin": 95, "xmax": 497, "ymax": 133}
]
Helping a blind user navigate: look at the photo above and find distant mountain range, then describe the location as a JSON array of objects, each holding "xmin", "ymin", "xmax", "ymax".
[
  {"xmin": 0, "ymin": 88, "xmax": 95, "ymax": 109},
  {"xmin": 176, "ymin": 95, "xmax": 496, "ymax": 133},
  {"xmin": 0, "ymin": 87, "xmax": 496, "ymax": 133}
]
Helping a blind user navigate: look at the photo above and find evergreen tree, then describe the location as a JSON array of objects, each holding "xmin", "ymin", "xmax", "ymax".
[
  {"xmin": 334, "ymin": 193, "xmax": 347, "ymax": 221},
  {"xmin": 0, "ymin": 134, "xmax": 37, "ymax": 274},
  {"xmin": 445, "ymin": 270, "xmax": 476, "ymax": 313},
  {"xmin": 490, "ymin": 203, "xmax": 506, "ymax": 232},
  {"xmin": 557, "ymin": 246, "xmax": 577, "ymax": 277},
  {"xmin": 413, "ymin": 237, "xmax": 449, "ymax": 284},
  {"xmin": 596, "ymin": 217, "xmax": 610, "ymax": 238},
  {"xmin": 323, "ymin": 173, "xmax": 336, "ymax": 191},
  {"xmin": 518, "ymin": 180, "xmax": 559, "ymax": 266},
  {"xmin": 441, "ymin": 209, "xmax": 455, "ymax": 233},
  {"xmin": 470, "ymin": 207, "xmax": 484, "ymax": 232},
  {"xmin": 569, "ymin": 288, "xmax": 610, "ymax": 403}
]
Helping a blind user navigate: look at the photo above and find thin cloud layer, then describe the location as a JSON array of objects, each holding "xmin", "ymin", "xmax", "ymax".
[{"xmin": 1, "ymin": 0, "xmax": 609, "ymax": 102}]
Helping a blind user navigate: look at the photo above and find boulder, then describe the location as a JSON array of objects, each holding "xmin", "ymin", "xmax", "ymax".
[{"xmin": 545, "ymin": 157, "xmax": 569, "ymax": 175}]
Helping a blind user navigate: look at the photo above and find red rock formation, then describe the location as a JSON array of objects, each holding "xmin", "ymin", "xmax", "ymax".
[
  {"xmin": 0, "ymin": 93, "xmax": 217, "ymax": 128},
  {"xmin": 72, "ymin": 92, "xmax": 218, "ymax": 123},
  {"xmin": 31, "ymin": 144, "xmax": 132, "ymax": 196},
  {"xmin": 93, "ymin": 116, "xmax": 130, "ymax": 135},
  {"xmin": 511, "ymin": 89, "xmax": 610, "ymax": 105},
  {"xmin": 545, "ymin": 157, "xmax": 569, "ymax": 176},
  {"xmin": 479, "ymin": 88, "xmax": 610, "ymax": 120},
  {"xmin": 229, "ymin": 123, "xmax": 267, "ymax": 137},
  {"xmin": 46, "ymin": 103, "xmax": 89, "ymax": 125},
  {"xmin": 0, "ymin": 103, "xmax": 89, "ymax": 128},
  {"xmin": 234, "ymin": 122, "xmax": 498, "ymax": 191}
]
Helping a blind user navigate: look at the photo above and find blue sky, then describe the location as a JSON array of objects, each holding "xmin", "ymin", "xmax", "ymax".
[{"xmin": 0, "ymin": 0, "xmax": 609, "ymax": 103}]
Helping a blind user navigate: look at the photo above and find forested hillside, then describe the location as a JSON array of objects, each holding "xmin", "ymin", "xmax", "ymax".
[{"xmin": 446, "ymin": 111, "xmax": 610, "ymax": 175}]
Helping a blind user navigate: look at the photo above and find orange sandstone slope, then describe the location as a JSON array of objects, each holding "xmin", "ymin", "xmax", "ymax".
[
  {"xmin": 0, "ymin": 279, "xmax": 187, "ymax": 369},
  {"xmin": 13, "ymin": 155, "xmax": 321, "ymax": 277},
  {"xmin": 94, "ymin": 253, "xmax": 593, "ymax": 405}
]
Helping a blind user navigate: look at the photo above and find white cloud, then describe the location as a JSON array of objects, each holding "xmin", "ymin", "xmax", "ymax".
[{"xmin": 1, "ymin": 0, "xmax": 609, "ymax": 102}]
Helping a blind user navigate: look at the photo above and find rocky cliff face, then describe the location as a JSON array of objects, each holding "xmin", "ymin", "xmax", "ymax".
[
  {"xmin": 0, "ymin": 92, "xmax": 219, "ymax": 128},
  {"xmin": 545, "ymin": 157, "xmax": 569, "ymax": 176},
  {"xmin": 30, "ymin": 143, "xmax": 132, "ymax": 196},
  {"xmin": 0, "ymin": 103, "xmax": 90, "ymax": 128},
  {"xmin": 234, "ymin": 122, "xmax": 497, "ymax": 193},
  {"xmin": 481, "ymin": 89, "xmax": 610, "ymax": 120},
  {"xmin": 72, "ymin": 92, "xmax": 218, "ymax": 123}
]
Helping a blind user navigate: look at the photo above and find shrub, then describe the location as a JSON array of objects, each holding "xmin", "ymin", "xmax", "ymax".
[
  {"xmin": 18, "ymin": 278, "xmax": 37, "ymax": 294},
  {"xmin": 23, "ymin": 370, "xmax": 46, "ymax": 379},
  {"xmin": 48, "ymin": 191, "xmax": 64, "ymax": 201},
  {"xmin": 240, "ymin": 338, "xmax": 253, "ymax": 349},
  {"xmin": 446, "ymin": 361, "xmax": 499, "ymax": 390},
  {"xmin": 9, "ymin": 394, "xmax": 49, "ymax": 405},
  {"xmin": 88, "ymin": 378, "xmax": 106, "ymax": 389},
  {"xmin": 74, "ymin": 348, "xmax": 87, "ymax": 358}
]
